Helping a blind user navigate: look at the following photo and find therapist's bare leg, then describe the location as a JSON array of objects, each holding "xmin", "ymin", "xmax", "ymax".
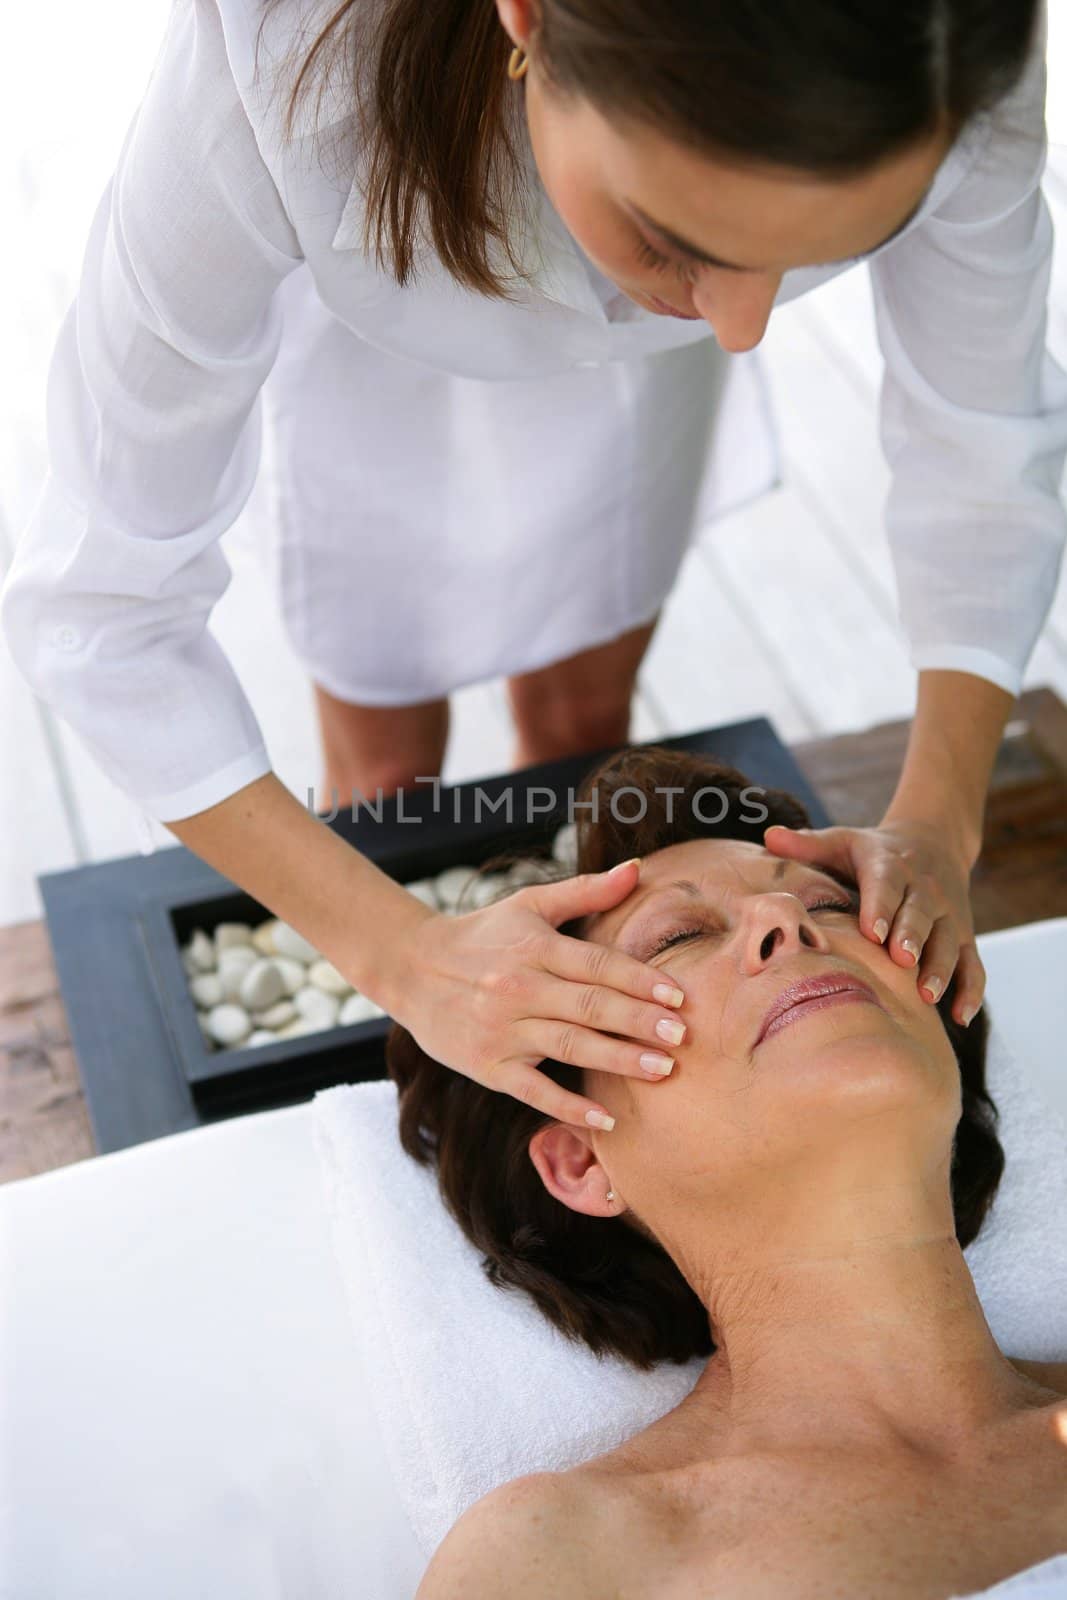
[
  {"xmin": 311, "ymin": 683, "xmax": 450, "ymax": 809},
  {"xmin": 505, "ymin": 612, "xmax": 661, "ymax": 768}
]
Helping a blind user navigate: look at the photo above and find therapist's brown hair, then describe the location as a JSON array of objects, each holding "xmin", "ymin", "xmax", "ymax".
[
  {"xmin": 384, "ymin": 746, "xmax": 1004, "ymax": 1370},
  {"xmin": 254, "ymin": 0, "xmax": 1042, "ymax": 301}
]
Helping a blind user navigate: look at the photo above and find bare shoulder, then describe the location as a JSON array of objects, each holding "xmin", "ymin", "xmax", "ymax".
[
  {"xmin": 1009, "ymin": 1357, "xmax": 1067, "ymax": 1397},
  {"xmin": 415, "ymin": 1470, "xmax": 601, "ymax": 1600}
]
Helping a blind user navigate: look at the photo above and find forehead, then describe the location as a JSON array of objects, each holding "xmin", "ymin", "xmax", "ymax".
[{"xmin": 583, "ymin": 837, "xmax": 848, "ymax": 942}]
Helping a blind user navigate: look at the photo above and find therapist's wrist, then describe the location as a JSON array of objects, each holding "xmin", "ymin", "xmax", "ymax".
[{"xmin": 885, "ymin": 668, "xmax": 1014, "ymax": 875}]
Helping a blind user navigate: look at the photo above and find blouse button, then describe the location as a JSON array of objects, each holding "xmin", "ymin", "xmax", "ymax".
[{"xmin": 51, "ymin": 624, "xmax": 82, "ymax": 651}]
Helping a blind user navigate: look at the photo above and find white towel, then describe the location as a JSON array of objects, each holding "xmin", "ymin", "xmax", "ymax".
[{"xmin": 312, "ymin": 1022, "xmax": 1067, "ymax": 1560}]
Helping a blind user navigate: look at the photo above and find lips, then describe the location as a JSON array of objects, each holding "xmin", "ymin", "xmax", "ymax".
[
  {"xmin": 647, "ymin": 293, "xmax": 701, "ymax": 320},
  {"xmin": 755, "ymin": 970, "xmax": 880, "ymax": 1048}
]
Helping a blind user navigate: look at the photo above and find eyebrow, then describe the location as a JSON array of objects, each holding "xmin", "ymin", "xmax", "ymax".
[
  {"xmin": 625, "ymin": 184, "xmax": 933, "ymax": 273},
  {"xmin": 588, "ymin": 859, "xmax": 857, "ymax": 943}
]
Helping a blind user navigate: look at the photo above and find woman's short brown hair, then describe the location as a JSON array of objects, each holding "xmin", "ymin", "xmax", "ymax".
[{"xmin": 386, "ymin": 746, "xmax": 1003, "ymax": 1371}]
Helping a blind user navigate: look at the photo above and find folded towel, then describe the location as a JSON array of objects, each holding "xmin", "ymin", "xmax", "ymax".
[{"xmin": 313, "ymin": 1020, "xmax": 1067, "ymax": 1559}]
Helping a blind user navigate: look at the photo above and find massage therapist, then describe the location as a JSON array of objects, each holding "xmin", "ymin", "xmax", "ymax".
[{"xmin": 3, "ymin": 0, "xmax": 1066, "ymax": 1133}]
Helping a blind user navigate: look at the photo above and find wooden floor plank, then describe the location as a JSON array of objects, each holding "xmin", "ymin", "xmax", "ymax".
[
  {"xmin": 639, "ymin": 540, "xmax": 816, "ymax": 744},
  {"xmin": 701, "ymin": 483, "xmax": 921, "ymax": 736}
]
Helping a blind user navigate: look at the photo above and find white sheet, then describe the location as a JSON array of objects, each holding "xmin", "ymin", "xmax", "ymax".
[{"xmin": 0, "ymin": 1100, "xmax": 425, "ymax": 1597}]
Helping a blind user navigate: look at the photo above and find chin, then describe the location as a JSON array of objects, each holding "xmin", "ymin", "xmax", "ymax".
[{"xmin": 780, "ymin": 1026, "xmax": 953, "ymax": 1110}]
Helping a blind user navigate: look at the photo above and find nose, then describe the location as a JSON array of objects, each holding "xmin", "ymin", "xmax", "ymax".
[
  {"xmin": 691, "ymin": 272, "xmax": 781, "ymax": 352},
  {"xmin": 743, "ymin": 892, "xmax": 833, "ymax": 971}
]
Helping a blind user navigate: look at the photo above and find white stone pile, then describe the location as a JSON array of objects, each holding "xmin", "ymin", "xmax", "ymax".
[{"xmin": 180, "ymin": 822, "xmax": 578, "ymax": 1053}]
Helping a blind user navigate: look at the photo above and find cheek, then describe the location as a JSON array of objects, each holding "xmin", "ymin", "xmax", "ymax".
[
  {"xmin": 529, "ymin": 145, "xmax": 634, "ymax": 273},
  {"xmin": 557, "ymin": 186, "xmax": 629, "ymax": 268}
]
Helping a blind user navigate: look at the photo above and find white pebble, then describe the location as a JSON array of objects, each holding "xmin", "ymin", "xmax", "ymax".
[
  {"xmin": 206, "ymin": 1003, "xmax": 252, "ymax": 1047},
  {"xmin": 276, "ymin": 1018, "xmax": 324, "ymax": 1040},
  {"xmin": 251, "ymin": 923, "xmax": 277, "ymax": 955},
  {"xmin": 214, "ymin": 922, "xmax": 254, "ymax": 951},
  {"xmin": 181, "ymin": 949, "xmax": 200, "ymax": 978},
  {"xmin": 273, "ymin": 956, "xmax": 308, "ymax": 997},
  {"xmin": 293, "ymin": 986, "xmax": 340, "ymax": 1029},
  {"xmin": 404, "ymin": 878, "xmax": 439, "ymax": 909},
  {"xmin": 505, "ymin": 857, "xmax": 547, "ymax": 890},
  {"xmin": 272, "ymin": 922, "xmax": 320, "ymax": 963},
  {"xmin": 309, "ymin": 959, "xmax": 353, "ymax": 996},
  {"xmin": 217, "ymin": 946, "xmax": 258, "ymax": 1000},
  {"xmin": 246, "ymin": 1029, "xmax": 278, "ymax": 1047},
  {"xmin": 339, "ymin": 992, "xmax": 384, "ymax": 1026},
  {"xmin": 253, "ymin": 1000, "xmax": 297, "ymax": 1029},
  {"xmin": 465, "ymin": 872, "xmax": 509, "ymax": 909},
  {"xmin": 196, "ymin": 1011, "xmax": 215, "ymax": 1047},
  {"xmin": 190, "ymin": 973, "xmax": 224, "ymax": 1009},
  {"xmin": 552, "ymin": 821, "xmax": 578, "ymax": 868},
  {"xmin": 434, "ymin": 865, "xmax": 477, "ymax": 908},
  {"xmin": 239, "ymin": 958, "xmax": 286, "ymax": 1012},
  {"xmin": 217, "ymin": 945, "xmax": 256, "ymax": 974},
  {"xmin": 186, "ymin": 929, "xmax": 216, "ymax": 973}
]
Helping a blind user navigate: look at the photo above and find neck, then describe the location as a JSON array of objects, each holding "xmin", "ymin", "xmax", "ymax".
[{"xmin": 668, "ymin": 1161, "xmax": 1034, "ymax": 1464}]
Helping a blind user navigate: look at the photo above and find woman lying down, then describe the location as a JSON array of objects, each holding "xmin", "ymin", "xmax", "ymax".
[{"xmin": 391, "ymin": 746, "xmax": 1067, "ymax": 1600}]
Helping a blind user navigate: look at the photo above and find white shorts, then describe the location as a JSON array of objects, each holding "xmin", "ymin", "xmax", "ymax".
[{"xmin": 257, "ymin": 266, "xmax": 780, "ymax": 706}]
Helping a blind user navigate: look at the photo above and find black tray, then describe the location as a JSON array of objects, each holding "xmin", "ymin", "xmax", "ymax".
[
  {"xmin": 40, "ymin": 719, "xmax": 830, "ymax": 1154},
  {"xmin": 136, "ymin": 822, "xmax": 563, "ymax": 1116}
]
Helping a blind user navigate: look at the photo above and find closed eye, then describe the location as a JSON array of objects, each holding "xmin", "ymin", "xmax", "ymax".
[
  {"xmin": 633, "ymin": 235, "xmax": 702, "ymax": 284},
  {"xmin": 644, "ymin": 895, "xmax": 856, "ymax": 958}
]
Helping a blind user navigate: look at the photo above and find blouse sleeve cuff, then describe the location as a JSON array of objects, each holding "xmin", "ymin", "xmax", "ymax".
[
  {"xmin": 145, "ymin": 746, "xmax": 275, "ymax": 824},
  {"xmin": 908, "ymin": 644, "xmax": 1022, "ymax": 699}
]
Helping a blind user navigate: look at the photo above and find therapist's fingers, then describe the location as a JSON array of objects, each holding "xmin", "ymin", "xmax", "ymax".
[
  {"xmin": 764, "ymin": 824, "xmax": 908, "ymax": 946},
  {"xmin": 949, "ymin": 940, "xmax": 987, "ymax": 1027},
  {"xmin": 522, "ymin": 972, "xmax": 684, "ymax": 1079},
  {"xmin": 397, "ymin": 862, "xmax": 689, "ymax": 1132},
  {"xmin": 912, "ymin": 916, "xmax": 959, "ymax": 1004},
  {"xmin": 883, "ymin": 884, "xmax": 938, "ymax": 971},
  {"xmin": 523, "ymin": 861, "xmax": 687, "ymax": 1010},
  {"xmin": 495, "ymin": 1060, "xmax": 626, "ymax": 1133}
]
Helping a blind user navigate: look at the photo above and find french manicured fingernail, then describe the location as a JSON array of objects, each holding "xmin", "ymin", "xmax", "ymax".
[
  {"xmin": 586, "ymin": 1109, "xmax": 615, "ymax": 1130},
  {"xmin": 901, "ymin": 938, "xmax": 920, "ymax": 964},
  {"xmin": 656, "ymin": 1016, "xmax": 686, "ymax": 1046},
  {"xmin": 922, "ymin": 975, "xmax": 944, "ymax": 1002},
  {"xmin": 873, "ymin": 918, "xmax": 889, "ymax": 943},
  {"xmin": 611, "ymin": 858, "xmax": 640, "ymax": 875},
  {"xmin": 640, "ymin": 1052, "xmax": 675, "ymax": 1076},
  {"xmin": 653, "ymin": 982, "xmax": 684, "ymax": 1007},
  {"xmin": 959, "ymin": 1005, "xmax": 976, "ymax": 1027}
]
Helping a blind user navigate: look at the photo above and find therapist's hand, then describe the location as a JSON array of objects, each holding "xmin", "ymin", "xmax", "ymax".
[
  {"xmin": 394, "ymin": 858, "xmax": 686, "ymax": 1132},
  {"xmin": 762, "ymin": 817, "xmax": 985, "ymax": 1028}
]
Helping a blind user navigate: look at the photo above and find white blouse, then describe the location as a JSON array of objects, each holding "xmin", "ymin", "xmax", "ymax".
[{"xmin": 2, "ymin": 0, "xmax": 1066, "ymax": 821}]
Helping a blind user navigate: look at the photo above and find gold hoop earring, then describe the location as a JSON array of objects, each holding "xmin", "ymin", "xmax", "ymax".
[{"xmin": 507, "ymin": 45, "xmax": 529, "ymax": 80}]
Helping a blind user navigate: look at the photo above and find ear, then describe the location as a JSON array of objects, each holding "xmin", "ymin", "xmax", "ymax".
[
  {"xmin": 494, "ymin": 0, "xmax": 535, "ymax": 48},
  {"xmin": 528, "ymin": 1122, "xmax": 621, "ymax": 1218}
]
